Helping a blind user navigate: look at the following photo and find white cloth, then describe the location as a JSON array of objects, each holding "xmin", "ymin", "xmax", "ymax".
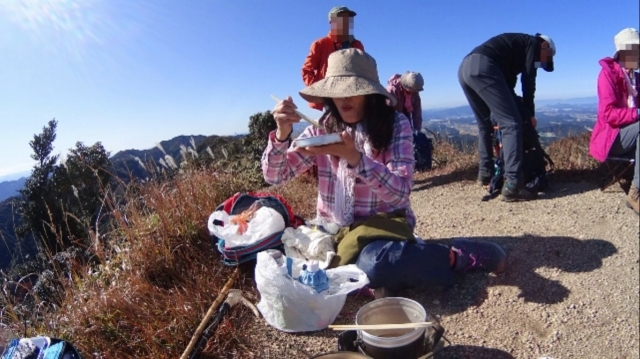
[
  {"xmin": 622, "ymin": 69, "xmax": 638, "ymax": 108},
  {"xmin": 332, "ymin": 122, "xmax": 373, "ymax": 226},
  {"xmin": 281, "ymin": 225, "xmax": 336, "ymax": 269}
]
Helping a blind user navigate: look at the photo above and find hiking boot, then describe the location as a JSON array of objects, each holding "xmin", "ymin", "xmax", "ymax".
[
  {"xmin": 627, "ymin": 186, "xmax": 639, "ymax": 214},
  {"xmin": 477, "ymin": 174, "xmax": 491, "ymax": 186},
  {"xmin": 501, "ymin": 181, "xmax": 537, "ymax": 202},
  {"xmin": 451, "ymin": 238, "xmax": 507, "ymax": 274}
]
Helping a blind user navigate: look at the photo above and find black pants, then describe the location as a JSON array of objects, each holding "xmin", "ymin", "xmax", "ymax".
[
  {"xmin": 609, "ymin": 122, "xmax": 640, "ymax": 189},
  {"xmin": 458, "ymin": 53, "xmax": 525, "ymax": 184}
]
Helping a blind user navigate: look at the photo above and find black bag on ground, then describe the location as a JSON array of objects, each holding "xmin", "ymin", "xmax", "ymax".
[
  {"xmin": 483, "ymin": 95, "xmax": 555, "ymax": 201},
  {"xmin": 413, "ymin": 131, "xmax": 433, "ymax": 172}
]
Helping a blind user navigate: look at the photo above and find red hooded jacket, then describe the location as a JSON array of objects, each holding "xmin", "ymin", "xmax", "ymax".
[{"xmin": 301, "ymin": 34, "xmax": 364, "ymax": 111}]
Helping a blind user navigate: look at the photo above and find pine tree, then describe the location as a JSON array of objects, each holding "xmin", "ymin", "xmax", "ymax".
[{"xmin": 17, "ymin": 119, "xmax": 112, "ymax": 254}]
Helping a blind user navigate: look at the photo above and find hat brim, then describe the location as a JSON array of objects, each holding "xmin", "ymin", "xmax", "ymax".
[
  {"xmin": 403, "ymin": 84, "xmax": 424, "ymax": 92},
  {"xmin": 337, "ymin": 10, "xmax": 356, "ymax": 17},
  {"xmin": 300, "ymin": 76, "xmax": 397, "ymax": 106}
]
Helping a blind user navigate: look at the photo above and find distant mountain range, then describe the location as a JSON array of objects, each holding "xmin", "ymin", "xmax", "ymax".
[
  {"xmin": 535, "ymin": 96, "xmax": 598, "ymax": 106},
  {"xmin": 0, "ymin": 177, "xmax": 26, "ymax": 202},
  {"xmin": 110, "ymin": 135, "xmax": 208, "ymax": 164},
  {"xmin": 0, "ymin": 171, "xmax": 31, "ymax": 182},
  {"xmin": 0, "ymin": 135, "xmax": 213, "ymax": 202},
  {"xmin": 423, "ymin": 97, "xmax": 597, "ymax": 119},
  {"xmin": 110, "ymin": 135, "xmax": 208, "ymax": 180}
]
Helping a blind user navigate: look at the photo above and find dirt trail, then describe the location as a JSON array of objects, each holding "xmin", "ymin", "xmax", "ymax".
[{"xmin": 242, "ymin": 178, "xmax": 639, "ymax": 359}]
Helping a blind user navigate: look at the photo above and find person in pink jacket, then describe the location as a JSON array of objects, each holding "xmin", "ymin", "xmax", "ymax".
[
  {"xmin": 590, "ymin": 28, "xmax": 639, "ymax": 214},
  {"xmin": 386, "ymin": 72, "xmax": 424, "ymax": 131}
]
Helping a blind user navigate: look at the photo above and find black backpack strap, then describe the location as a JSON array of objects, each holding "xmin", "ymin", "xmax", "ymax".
[{"xmin": 544, "ymin": 152, "xmax": 555, "ymax": 173}]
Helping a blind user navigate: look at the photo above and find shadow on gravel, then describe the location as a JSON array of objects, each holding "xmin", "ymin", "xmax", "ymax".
[
  {"xmin": 413, "ymin": 165, "xmax": 478, "ymax": 192},
  {"xmin": 413, "ymin": 166, "xmax": 609, "ymax": 199},
  {"xmin": 403, "ymin": 235, "xmax": 617, "ymax": 317},
  {"xmin": 433, "ymin": 345, "xmax": 515, "ymax": 359},
  {"xmin": 537, "ymin": 179, "xmax": 601, "ymax": 200}
]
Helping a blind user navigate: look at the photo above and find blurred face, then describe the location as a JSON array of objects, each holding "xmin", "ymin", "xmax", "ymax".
[
  {"xmin": 540, "ymin": 41, "xmax": 554, "ymax": 64},
  {"xmin": 329, "ymin": 13, "xmax": 353, "ymax": 42},
  {"xmin": 619, "ymin": 44, "xmax": 640, "ymax": 70},
  {"xmin": 332, "ymin": 96, "xmax": 365, "ymax": 124},
  {"xmin": 402, "ymin": 86, "xmax": 414, "ymax": 95}
]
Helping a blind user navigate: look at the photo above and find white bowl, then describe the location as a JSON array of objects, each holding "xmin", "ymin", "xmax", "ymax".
[{"xmin": 293, "ymin": 133, "xmax": 343, "ymax": 148}]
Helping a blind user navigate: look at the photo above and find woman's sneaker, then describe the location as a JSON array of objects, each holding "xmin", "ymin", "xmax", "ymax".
[
  {"xmin": 451, "ymin": 238, "xmax": 507, "ymax": 274},
  {"xmin": 501, "ymin": 181, "xmax": 537, "ymax": 202}
]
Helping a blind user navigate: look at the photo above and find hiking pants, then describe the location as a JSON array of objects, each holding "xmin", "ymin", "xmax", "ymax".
[
  {"xmin": 458, "ymin": 53, "xmax": 525, "ymax": 184},
  {"xmin": 609, "ymin": 121, "xmax": 640, "ymax": 188},
  {"xmin": 355, "ymin": 239, "xmax": 455, "ymax": 292}
]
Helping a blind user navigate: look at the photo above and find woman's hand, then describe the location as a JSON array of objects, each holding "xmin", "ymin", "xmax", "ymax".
[
  {"xmin": 295, "ymin": 131, "xmax": 362, "ymax": 167},
  {"xmin": 272, "ymin": 96, "xmax": 301, "ymax": 141}
]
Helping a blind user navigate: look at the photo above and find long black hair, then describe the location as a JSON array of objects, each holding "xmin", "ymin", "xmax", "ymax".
[{"xmin": 322, "ymin": 94, "xmax": 396, "ymax": 153}]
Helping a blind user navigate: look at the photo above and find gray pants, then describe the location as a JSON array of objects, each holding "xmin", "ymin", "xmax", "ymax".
[
  {"xmin": 458, "ymin": 53, "xmax": 524, "ymax": 183},
  {"xmin": 609, "ymin": 121, "xmax": 639, "ymax": 188}
]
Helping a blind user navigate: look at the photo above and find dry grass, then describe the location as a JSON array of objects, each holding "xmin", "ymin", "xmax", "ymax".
[
  {"xmin": 414, "ymin": 138, "xmax": 478, "ymax": 186},
  {"xmin": 545, "ymin": 132, "xmax": 606, "ymax": 182},
  {"xmin": 1, "ymin": 167, "xmax": 318, "ymax": 358},
  {"xmin": 416, "ymin": 132, "xmax": 609, "ymax": 186},
  {"xmin": 431, "ymin": 138, "xmax": 477, "ymax": 172}
]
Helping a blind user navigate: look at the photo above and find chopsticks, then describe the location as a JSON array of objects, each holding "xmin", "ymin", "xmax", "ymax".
[
  {"xmin": 328, "ymin": 322, "xmax": 433, "ymax": 331},
  {"xmin": 270, "ymin": 95, "xmax": 322, "ymax": 128}
]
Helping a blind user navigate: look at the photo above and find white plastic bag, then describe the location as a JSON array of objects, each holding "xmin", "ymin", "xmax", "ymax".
[
  {"xmin": 255, "ymin": 250, "xmax": 369, "ymax": 333},
  {"xmin": 207, "ymin": 207, "xmax": 285, "ymax": 248}
]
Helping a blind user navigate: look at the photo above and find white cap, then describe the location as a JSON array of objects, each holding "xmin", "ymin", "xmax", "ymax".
[
  {"xmin": 400, "ymin": 71, "xmax": 424, "ymax": 92},
  {"xmin": 615, "ymin": 28, "xmax": 640, "ymax": 52},
  {"xmin": 538, "ymin": 34, "xmax": 556, "ymax": 56},
  {"xmin": 307, "ymin": 260, "xmax": 319, "ymax": 272}
]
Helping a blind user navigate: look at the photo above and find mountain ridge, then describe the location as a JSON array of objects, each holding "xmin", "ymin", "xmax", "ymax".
[{"xmin": 0, "ymin": 178, "xmax": 27, "ymax": 202}]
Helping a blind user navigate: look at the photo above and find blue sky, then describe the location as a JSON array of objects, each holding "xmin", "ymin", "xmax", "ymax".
[{"xmin": 0, "ymin": 0, "xmax": 638, "ymax": 178}]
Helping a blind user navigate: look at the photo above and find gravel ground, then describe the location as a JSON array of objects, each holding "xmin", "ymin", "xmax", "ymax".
[{"xmin": 240, "ymin": 178, "xmax": 639, "ymax": 359}]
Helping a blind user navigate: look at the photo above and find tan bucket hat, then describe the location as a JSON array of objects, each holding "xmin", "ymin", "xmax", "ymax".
[{"xmin": 299, "ymin": 48, "xmax": 397, "ymax": 106}]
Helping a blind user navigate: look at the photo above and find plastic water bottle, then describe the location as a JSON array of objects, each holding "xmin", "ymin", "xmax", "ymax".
[{"xmin": 298, "ymin": 260, "xmax": 330, "ymax": 293}]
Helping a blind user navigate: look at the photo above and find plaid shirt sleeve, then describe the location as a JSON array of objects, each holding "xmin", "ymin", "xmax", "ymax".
[
  {"xmin": 350, "ymin": 113, "xmax": 414, "ymax": 207},
  {"xmin": 261, "ymin": 126, "xmax": 317, "ymax": 185}
]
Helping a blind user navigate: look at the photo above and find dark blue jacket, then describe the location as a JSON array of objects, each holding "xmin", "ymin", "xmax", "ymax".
[{"xmin": 468, "ymin": 33, "xmax": 546, "ymax": 116}]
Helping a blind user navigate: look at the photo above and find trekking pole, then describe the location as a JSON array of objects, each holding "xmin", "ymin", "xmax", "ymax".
[
  {"xmin": 188, "ymin": 289, "xmax": 260, "ymax": 359},
  {"xmin": 180, "ymin": 269, "xmax": 239, "ymax": 359}
]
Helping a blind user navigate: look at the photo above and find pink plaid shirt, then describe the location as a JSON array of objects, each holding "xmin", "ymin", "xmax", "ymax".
[{"xmin": 261, "ymin": 112, "xmax": 416, "ymax": 228}]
